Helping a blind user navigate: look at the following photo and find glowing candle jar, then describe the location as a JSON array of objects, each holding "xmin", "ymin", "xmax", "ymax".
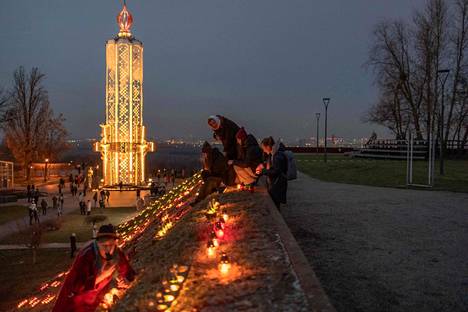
[
  {"xmin": 218, "ymin": 253, "xmax": 231, "ymax": 275},
  {"xmin": 218, "ymin": 217, "xmax": 226, "ymax": 229},
  {"xmin": 214, "ymin": 222, "xmax": 224, "ymax": 238},
  {"xmin": 164, "ymin": 294, "xmax": 175, "ymax": 302},
  {"xmin": 103, "ymin": 292, "xmax": 114, "ymax": 306},
  {"xmin": 156, "ymin": 299, "xmax": 168, "ymax": 311},
  {"xmin": 210, "ymin": 231, "xmax": 219, "ymax": 247},
  {"xmin": 222, "ymin": 212, "xmax": 229, "ymax": 222},
  {"xmin": 206, "ymin": 240, "xmax": 216, "ymax": 258},
  {"xmin": 170, "ymin": 283, "xmax": 180, "ymax": 292}
]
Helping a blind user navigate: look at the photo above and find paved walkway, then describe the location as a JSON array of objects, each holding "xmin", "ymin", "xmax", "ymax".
[
  {"xmin": 282, "ymin": 172, "xmax": 468, "ymax": 312},
  {"xmin": 0, "ymin": 183, "xmax": 150, "ymax": 241},
  {"xmin": 0, "ymin": 242, "xmax": 86, "ymax": 250}
]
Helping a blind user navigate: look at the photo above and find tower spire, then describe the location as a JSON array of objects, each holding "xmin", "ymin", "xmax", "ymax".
[{"xmin": 117, "ymin": 1, "xmax": 133, "ymax": 38}]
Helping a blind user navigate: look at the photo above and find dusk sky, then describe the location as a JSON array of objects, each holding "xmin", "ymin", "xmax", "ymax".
[{"xmin": 0, "ymin": 0, "xmax": 425, "ymax": 142}]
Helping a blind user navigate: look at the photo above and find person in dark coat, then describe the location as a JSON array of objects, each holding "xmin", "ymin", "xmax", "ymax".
[
  {"xmin": 40, "ymin": 198, "xmax": 48, "ymax": 215},
  {"xmin": 257, "ymin": 137, "xmax": 288, "ymax": 209},
  {"xmin": 53, "ymin": 224, "xmax": 136, "ymax": 312},
  {"xmin": 80, "ymin": 200, "xmax": 86, "ymax": 215},
  {"xmin": 193, "ymin": 141, "xmax": 229, "ymax": 204},
  {"xmin": 208, "ymin": 115, "xmax": 240, "ymax": 161},
  {"xmin": 93, "ymin": 192, "xmax": 98, "ymax": 208},
  {"xmin": 27, "ymin": 184, "xmax": 31, "ymax": 202},
  {"xmin": 34, "ymin": 189, "xmax": 40, "ymax": 206},
  {"xmin": 230, "ymin": 127, "xmax": 263, "ymax": 185},
  {"xmin": 70, "ymin": 233, "xmax": 77, "ymax": 258}
]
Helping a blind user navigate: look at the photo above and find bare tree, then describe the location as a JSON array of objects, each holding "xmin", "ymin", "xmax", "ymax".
[
  {"xmin": 367, "ymin": 0, "xmax": 467, "ymax": 149},
  {"xmin": 43, "ymin": 111, "xmax": 69, "ymax": 161},
  {"xmin": 2, "ymin": 66, "xmax": 68, "ymax": 181},
  {"xmin": 446, "ymin": 0, "xmax": 468, "ymax": 149},
  {"xmin": 0, "ymin": 87, "xmax": 11, "ymax": 123},
  {"xmin": 367, "ymin": 20, "xmax": 425, "ymax": 139}
]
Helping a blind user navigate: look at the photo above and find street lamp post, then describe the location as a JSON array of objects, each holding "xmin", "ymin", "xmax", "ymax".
[
  {"xmin": 322, "ymin": 98, "xmax": 330, "ymax": 163},
  {"xmin": 315, "ymin": 113, "xmax": 320, "ymax": 153},
  {"xmin": 437, "ymin": 69, "xmax": 450, "ymax": 176},
  {"xmin": 44, "ymin": 158, "xmax": 49, "ymax": 182}
]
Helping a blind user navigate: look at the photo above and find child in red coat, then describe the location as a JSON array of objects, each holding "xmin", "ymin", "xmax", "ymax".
[{"xmin": 53, "ymin": 224, "xmax": 135, "ymax": 312}]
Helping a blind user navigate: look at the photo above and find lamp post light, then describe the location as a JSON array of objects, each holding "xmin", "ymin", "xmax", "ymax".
[
  {"xmin": 322, "ymin": 98, "xmax": 330, "ymax": 162},
  {"xmin": 437, "ymin": 69, "xmax": 450, "ymax": 176},
  {"xmin": 315, "ymin": 113, "xmax": 320, "ymax": 153},
  {"xmin": 44, "ymin": 158, "xmax": 49, "ymax": 182}
]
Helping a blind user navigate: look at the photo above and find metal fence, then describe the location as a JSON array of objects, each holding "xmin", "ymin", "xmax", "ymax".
[{"xmin": 0, "ymin": 161, "xmax": 14, "ymax": 189}]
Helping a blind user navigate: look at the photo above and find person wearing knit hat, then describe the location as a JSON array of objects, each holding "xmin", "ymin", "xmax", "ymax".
[
  {"xmin": 235, "ymin": 127, "xmax": 248, "ymax": 142},
  {"xmin": 207, "ymin": 115, "xmax": 240, "ymax": 160},
  {"xmin": 229, "ymin": 129, "xmax": 263, "ymax": 186},
  {"xmin": 53, "ymin": 223, "xmax": 135, "ymax": 312}
]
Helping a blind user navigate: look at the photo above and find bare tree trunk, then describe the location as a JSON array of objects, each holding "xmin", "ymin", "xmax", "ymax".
[{"xmin": 445, "ymin": 0, "xmax": 468, "ymax": 143}]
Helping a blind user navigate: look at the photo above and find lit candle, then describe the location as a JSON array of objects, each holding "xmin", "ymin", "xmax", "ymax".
[
  {"xmin": 210, "ymin": 231, "xmax": 220, "ymax": 247},
  {"xmin": 206, "ymin": 240, "xmax": 216, "ymax": 258},
  {"xmin": 222, "ymin": 211, "xmax": 229, "ymax": 222},
  {"xmin": 163, "ymin": 294, "xmax": 175, "ymax": 302},
  {"xmin": 215, "ymin": 228, "xmax": 224, "ymax": 238},
  {"xmin": 214, "ymin": 222, "xmax": 224, "ymax": 238},
  {"xmin": 103, "ymin": 292, "xmax": 114, "ymax": 306},
  {"xmin": 218, "ymin": 253, "xmax": 231, "ymax": 275},
  {"xmin": 170, "ymin": 284, "xmax": 180, "ymax": 292}
]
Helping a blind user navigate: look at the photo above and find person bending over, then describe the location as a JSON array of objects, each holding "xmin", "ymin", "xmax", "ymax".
[
  {"xmin": 193, "ymin": 141, "xmax": 229, "ymax": 205},
  {"xmin": 207, "ymin": 115, "xmax": 240, "ymax": 161},
  {"xmin": 229, "ymin": 127, "xmax": 263, "ymax": 186}
]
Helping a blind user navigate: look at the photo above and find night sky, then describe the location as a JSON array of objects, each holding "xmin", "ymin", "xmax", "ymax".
[{"xmin": 0, "ymin": 0, "xmax": 425, "ymax": 142}]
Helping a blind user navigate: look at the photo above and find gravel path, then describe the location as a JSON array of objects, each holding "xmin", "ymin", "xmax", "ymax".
[{"xmin": 282, "ymin": 172, "xmax": 468, "ymax": 312}]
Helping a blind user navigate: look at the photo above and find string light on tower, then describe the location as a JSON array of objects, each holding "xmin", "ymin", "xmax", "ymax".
[{"xmin": 95, "ymin": 0, "xmax": 154, "ymax": 186}]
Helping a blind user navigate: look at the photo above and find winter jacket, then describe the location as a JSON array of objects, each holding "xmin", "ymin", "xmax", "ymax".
[
  {"xmin": 213, "ymin": 115, "xmax": 240, "ymax": 160},
  {"xmin": 202, "ymin": 147, "xmax": 229, "ymax": 182},
  {"xmin": 53, "ymin": 241, "xmax": 135, "ymax": 312},
  {"xmin": 233, "ymin": 134, "xmax": 263, "ymax": 172},
  {"xmin": 264, "ymin": 143, "xmax": 288, "ymax": 205}
]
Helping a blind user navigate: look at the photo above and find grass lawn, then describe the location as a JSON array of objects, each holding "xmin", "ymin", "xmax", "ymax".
[
  {"xmin": 296, "ymin": 154, "xmax": 468, "ymax": 192},
  {"xmin": 0, "ymin": 205, "xmax": 27, "ymax": 225},
  {"xmin": 0, "ymin": 206, "xmax": 138, "ymax": 244},
  {"xmin": 0, "ymin": 249, "xmax": 73, "ymax": 311}
]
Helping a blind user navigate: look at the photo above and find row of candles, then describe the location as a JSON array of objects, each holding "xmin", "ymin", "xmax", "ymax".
[
  {"xmin": 205, "ymin": 199, "xmax": 232, "ymax": 275},
  {"xmin": 146, "ymin": 198, "xmax": 231, "ymax": 311},
  {"xmin": 98, "ymin": 173, "xmax": 203, "ymax": 311},
  {"xmin": 149, "ymin": 264, "xmax": 190, "ymax": 311},
  {"xmin": 104, "ymin": 182, "xmax": 244, "ymax": 310},
  {"xmin": 16, "ymin": 172, "xmax": 202, "ymax": 311}
]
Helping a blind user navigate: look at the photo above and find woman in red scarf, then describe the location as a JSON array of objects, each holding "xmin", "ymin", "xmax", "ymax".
[{"xmin": 53, "ymin": 224, "xmax": 135, "ymax": 312}]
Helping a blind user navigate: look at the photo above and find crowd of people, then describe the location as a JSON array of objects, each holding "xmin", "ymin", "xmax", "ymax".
[{"xmin": 194, "ymin": 115, "xmax": 295, "ymax": 209}]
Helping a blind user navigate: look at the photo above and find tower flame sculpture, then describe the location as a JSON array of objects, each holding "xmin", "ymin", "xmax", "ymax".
[{"xmin": 95, "ymin": 3, "xmax": 154, "ymax": 186}]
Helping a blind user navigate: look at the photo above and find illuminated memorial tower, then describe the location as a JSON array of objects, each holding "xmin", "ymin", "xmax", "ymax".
[{"xmin": 96, "ymin": 3, "xmax": 154, "ymax": 186}]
